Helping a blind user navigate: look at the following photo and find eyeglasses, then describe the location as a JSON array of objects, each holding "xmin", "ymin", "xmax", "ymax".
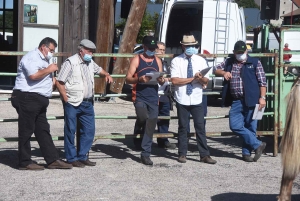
[{"xmin": 45, "ymin": 45, "xmax": 55, "ymax": 53}]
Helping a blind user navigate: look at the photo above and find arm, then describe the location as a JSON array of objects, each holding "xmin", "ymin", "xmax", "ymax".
[
  {"xmin": 29, "ymin": 64, "xmax": 58, "ymax": 80},
  {"xmin": 99, "ymin": 69, "xmax": 113, "ymax": 83},
  {"xmin": 156, "ymin": 56, "xmax": 166, "ymax": 85},
  {"xmin": 55, "ymin": 80, "xmax": 68, "ymax": 102},
  {"xmin": 258, "ymin": 86, "xmax": 267, "ymax": 110},
  {"xmin": 126, "ymin": 55, "xmax": 139, "ymax": 84},
  {"xmin": 215, "ymin": 69, "xmax": 232, "ymax": 81},
  {"xmin": 256, "ymin": 60, "xmax": 267, "ymax": 110},
  {"xmin": 52, "ymin": 77, "xmax": 57, "ymax": 91}
]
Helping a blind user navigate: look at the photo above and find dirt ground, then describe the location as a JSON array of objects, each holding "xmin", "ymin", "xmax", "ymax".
[{"xmin": 0, "ymin": 96, "xmax": 299, "ymax": 201}]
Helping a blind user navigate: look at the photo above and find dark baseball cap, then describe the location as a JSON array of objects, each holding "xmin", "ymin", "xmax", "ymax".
[
  {"xmin": 234, "ymin": 41, "xmax": 247, "ymax": 53},
  {"xmin": 142, "ymin": 36, "xmax": 158, "ymax": 49}
]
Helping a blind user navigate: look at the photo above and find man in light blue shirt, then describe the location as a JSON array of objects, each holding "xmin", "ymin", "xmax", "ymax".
[{"xmin": 11, "ymin": 37, "xmax": 72, "ymax": 170}]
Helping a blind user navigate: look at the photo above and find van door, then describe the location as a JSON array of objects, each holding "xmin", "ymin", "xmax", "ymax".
[{"xmin": 239, "ymin": 7, "xmax": 246, "ymax": 41}]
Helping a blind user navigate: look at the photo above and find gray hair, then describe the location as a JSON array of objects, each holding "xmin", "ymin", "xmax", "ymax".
[{"xmin": 157, "ymin": 41, "xmax": 165, "ymax": 47}]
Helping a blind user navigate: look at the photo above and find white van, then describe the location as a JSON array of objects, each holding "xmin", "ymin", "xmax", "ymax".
[{"xmin": 155, "ymin": 0, "xmax": 246, "ymax": 91}]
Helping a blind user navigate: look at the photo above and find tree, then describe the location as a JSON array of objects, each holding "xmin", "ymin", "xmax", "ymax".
[
  {"xmin": 115, "ymin": 11, "xmax": 159, "ymax": 43},
  {"xmin": 236, "ymin": 0, "xmax": 259, "ymax": 8}
]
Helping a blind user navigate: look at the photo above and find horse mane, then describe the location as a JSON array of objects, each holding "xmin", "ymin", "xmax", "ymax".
[{"xmin": 280, "ymin": 80, "xmax": 300, "ymax": 180}]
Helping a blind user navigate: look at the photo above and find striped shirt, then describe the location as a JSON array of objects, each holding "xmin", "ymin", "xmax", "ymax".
[
  {"xmin": 57, "ymin": 54, "xmax": 102, "ymax": 98},
  {"xmin": 214, "ymin": 58, "xmax": 267, "ymax": 98}
]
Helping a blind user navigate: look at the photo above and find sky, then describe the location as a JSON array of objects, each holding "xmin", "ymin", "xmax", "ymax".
[{"xmin": 0, "ymin": 0, "xmax": 13, "ymax": 9}]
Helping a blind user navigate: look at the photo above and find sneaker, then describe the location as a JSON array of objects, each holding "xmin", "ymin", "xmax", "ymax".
[
  {"xmin": 79, "ymin": 159, "xmax": 96, "ymax": 166},
  {"xmin": 242, "ymin": 155, "xmax": 254, "ymax": 162},
  {"xmin": 158, "ymin": 142, "xmax": 177, "ymax": 150},
  {"xmin": 68, "ymin": 160, "xmax": 85, "ymax": 168},
  {"xmin": 19, "ymin": 163, "xmax": 45, "ymax": 171},
  {"xmin": 200, "ymin": 156, "xmax": 217, "ymax": 164},
  {"xmin": 141, "ymin": 155, "xmax": 153, "ymax": 166},
  {"xmin": 178, "ymin": 155, "xmax": 187, "ymax": 163},
  {"xmin": 47, "ymin": 160, "xmax": 73, "ymax": 169},
  {"xmin": 253, "ymin": 142, "xmax": 266, "ymax": 162}
]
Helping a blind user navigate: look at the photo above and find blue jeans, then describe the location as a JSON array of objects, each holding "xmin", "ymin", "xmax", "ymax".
[
  {"xmin": 157, "ymin": 101, "xmax": 170, "ymax": 145},
  {"xmin": 229, "ymin": 100, "xmax": 262, "ymax": 155},
  {"xmin": 176, "ymin": 102, "xmax": 210, "ymax": 157},
  {"xmin": 63, "ymin": 101, "xmax": 95, "ymax": 162},
  {"xmin": 133, "ymin": 101, "xmax": 158, "ymax": 157}
]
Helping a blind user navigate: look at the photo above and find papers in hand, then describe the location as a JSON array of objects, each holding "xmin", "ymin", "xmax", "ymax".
[
  {"xmin": 145, "ymin": 71, "xmax": 166, "ymax": 85},
  {"xmin": 199, "ymin": 67, "xmax": 212, "ymax": 76},
  {"xmin": 252, "ymin": 104, "xmax": 266, "ymax": 120}
]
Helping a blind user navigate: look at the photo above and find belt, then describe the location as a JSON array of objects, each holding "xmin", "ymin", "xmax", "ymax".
[
  {"xmin": 83, "ymin": 97, "xmax": 93, "ymax": 102},
  {"xmin": 232, "ymin": 97, "xmax": 244, "ymax": 101}
]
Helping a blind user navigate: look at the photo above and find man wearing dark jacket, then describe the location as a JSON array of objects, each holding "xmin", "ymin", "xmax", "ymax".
[{"xmin": 214, "ymin": 40, "xmax": 267, "ymax": 162}]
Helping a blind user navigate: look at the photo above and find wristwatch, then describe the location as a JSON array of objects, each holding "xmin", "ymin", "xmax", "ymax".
[{"xmin": 260, "ymin": 96, "xmax": 266, "ymax": 100}]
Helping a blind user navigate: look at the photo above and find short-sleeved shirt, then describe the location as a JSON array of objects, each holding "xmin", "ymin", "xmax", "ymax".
[
  {"xmin": 14, "ymin": 48, "xmax": 53, "ymax": 97},
  {"xmin": 171, "ymin": 54, "xmax": 209, "ymax": 106}
]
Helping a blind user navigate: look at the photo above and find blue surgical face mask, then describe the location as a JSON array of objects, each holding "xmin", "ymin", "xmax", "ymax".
[
  {"xmin": 145, "ymin": 50, "xmax": 155, "ymax": 57},
  {"xmin": 83, "ymin": 54, "xmax": 92, "ymax": 62},
  {"xmin": 185, "ymin": 46, "xmax": 196, "ymax": 56}
]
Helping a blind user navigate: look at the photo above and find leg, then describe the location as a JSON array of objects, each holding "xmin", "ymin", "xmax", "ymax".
[
  {"xmin": 229, "ymin": 100, "xmax": 261, "ymax": 156},
  {"xmin": 176, "ymin": 102, "xmax": 190, "ymax": 157},
  {"xmin": 157, "ymin": 101, "xmax": 170, "ymax": 146},
  {"xmin": 77, "ymin": 101, "xmax": 95, "ymax": 161},
  {"xmin": 33, "ymin": 95, "xmax": 59, "ymax": 164},
  {"xmin": 18, "ymin": 92, "xmax": 39, "ymax": 167},
  {"xmin": 63, "ymin": 102, "xmax": 79, "ymax": 162},
  {"xmin": 190, "ymin": 103, "xmax": 210, "ymax": 157},
  {"xmin": 202, "ymin": 91, "xmax": 208, "ymax": 127},
  {"xmin": 133, "ymin": 102, "xmax": 148, "ymax": 148},
  {"xmin": 141, "ymin": 102, "xmax": 158, "ymax": 157}
]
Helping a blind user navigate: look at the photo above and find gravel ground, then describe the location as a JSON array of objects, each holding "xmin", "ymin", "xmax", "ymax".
[{"xmin": 0, "ymin": 96, "xmax": 299, "ymax": 201}]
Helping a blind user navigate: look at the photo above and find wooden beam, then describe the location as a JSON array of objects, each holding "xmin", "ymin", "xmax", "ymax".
[
  {"xmin": 94, "ymin": 0, "xmax": 115, "ymax": 94},
  {"xmin": 110, "ymin": 0, "xmax": 147, "ymax": 93}
]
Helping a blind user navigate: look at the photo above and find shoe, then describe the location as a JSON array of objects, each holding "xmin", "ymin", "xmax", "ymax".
[
  {"xmin": 158, "ymin": 142, "xmax": 177, "ymax": 150},
  {"xmin": 47, "ymin": 160, "xmax": 73, "ymax": 169},
  {"xmin": 68, "ymin": 160, "xmax": 85, "ymax": 168},
  {"xmin": 141, "ymin": 155, "xmax": 153, "ymax": 166},
  {"xmin": 253, "ymin": 142, "xmax": 266, "ymax": 162},
  {"xmin": 242, "ymin": 155, "xmax": 254, "ymax": 162},
  {"xmin": 79, "ymin": 159, "xmax": 96, "ymax": 166},
  {"xmin": 19, "ymin": 163, "xmax": 45, "ymax": 171},
  {"xmin": 178, "ymin": 155, "xmax": 187, "ymax": 163},
  {"xmin": 200, "ymin": 156, "xmax": 217, "ymax": 164}
]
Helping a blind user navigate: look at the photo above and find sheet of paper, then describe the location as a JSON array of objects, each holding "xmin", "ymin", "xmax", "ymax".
[
  {"xmin": 145, "ymin": 71, "xmax": 165, "ymax": 85},
  {"xmin": 252, "ymin": 104, "xmax": 266, "ymax": 120},
  {"xmin": 200, "ymin": 67, "xmax": 212, "ymax": 76}
]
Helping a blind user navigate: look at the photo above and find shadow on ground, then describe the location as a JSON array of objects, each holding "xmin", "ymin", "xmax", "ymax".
[{"xmin": 211, "ymin": 192, "xmax": 300, "ymax": 201}]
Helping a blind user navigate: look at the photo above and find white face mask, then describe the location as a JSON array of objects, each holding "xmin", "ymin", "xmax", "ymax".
[
  {"xmin": 235, "ymin": 53, "xmax": 247, "ymax": 62},
  {"xmin": 46, "ymin": 51, "xmax": 53, "ymax": 61}
]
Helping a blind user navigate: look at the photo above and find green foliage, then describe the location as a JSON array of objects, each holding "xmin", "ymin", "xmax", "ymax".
[
  {"xmin": 246, "ymin": 25, "xmax": 253, "ymax": 32},
  {"xmin": 115, "ymin": 11, "xmax": 159, "ymax": 43},
  {"xmin": 0, "ymin": 11, "xmax": 14, "ymax": 31},
  {"xmin": 235, "ymin": 0, "xmax": 259, "ymax": 8}
]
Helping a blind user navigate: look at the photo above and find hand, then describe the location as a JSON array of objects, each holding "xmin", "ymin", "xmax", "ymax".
[
  {"xmin": 63, "ymin": 97, "xmax": 68, "ymax": 103},
  {"xmin": 223, "ymin": 72, "xmax": 232, "ymax": 81},
  {"xmin": 258, "ymin": 98, "xmax": 266, "ymax": 110},
  {"xmin": 157, "ymin": 76, "xmax": 165, "ymax": 83},
  {"xmin": 138, "ymin": 75, "xmax": 151, "ymax": 83},
  {"xmin": 48, "ymin": 64, "xmax": 58, "ymax": 73},
  {"xmin": 105, "ymin": 74, "xmax": 113, "ymax": 83}
]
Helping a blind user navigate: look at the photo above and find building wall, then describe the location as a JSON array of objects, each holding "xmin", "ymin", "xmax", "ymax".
[{"xmin": 271, "ymin": 0, "xmax": 298, "ymax": 25}]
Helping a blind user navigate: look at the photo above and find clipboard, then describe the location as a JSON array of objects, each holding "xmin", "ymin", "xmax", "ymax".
[
  {"xmin": 252, "ymin": 104, "xmax": 266, "ymax": 120},
  {"xmin": 199, "ymin": 67, "xmax": 212, "ymax": 76},
  {"xmin": 145, "ymin": 71, "xmax": 166, "ymax": 85}
]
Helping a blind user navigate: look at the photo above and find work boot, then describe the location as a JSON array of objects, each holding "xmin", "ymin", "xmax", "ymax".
[
  {"xmin": 253, "ymin": 142, "xmax": 266, "ymax": 162},
  {"xmin": 47, "ymin": 159, "xmax": 73, "ymax": 169},
  {"xmin": 141, "ymin": 155, "xmax": 153, "ymax": 166},
  {"xmin": 200, "ymin": 156, "xmax": 217, "ymax": 164},
  {"xmin": 242, "ymin": 155, "xmax": 254, "ymax": 162},
  {"xmin": 178, "ymin": 155, "xmax": 187, "ymax": 163},
  {"xmin": 19, "ymin": 163, "xmax": 45, "ymax": 171},
  {"xmin": 79, "ymin": 159, "xmax": 96, "ymax": 166}
]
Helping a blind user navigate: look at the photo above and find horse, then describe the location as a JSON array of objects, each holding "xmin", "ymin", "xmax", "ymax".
[{"xmin": 277, "ymin": 80, "xmax": 300, "ymax": 201}]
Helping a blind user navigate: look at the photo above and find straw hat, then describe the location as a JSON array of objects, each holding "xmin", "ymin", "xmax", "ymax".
[{"xmin": 180, "ymin": 35, "xmax": 198, "ymax": 45}]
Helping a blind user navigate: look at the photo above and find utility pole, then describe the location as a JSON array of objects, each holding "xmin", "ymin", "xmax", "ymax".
[
  {"xmin": 94, "ymin": 0, "xmax": 115, "ymax": 94},
  {"xmin": 110, "ymin": 0, "xmax": 148, "ymax": 93}
]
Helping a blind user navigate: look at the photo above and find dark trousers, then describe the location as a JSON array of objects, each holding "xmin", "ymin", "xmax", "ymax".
[
  {"xmin": 157, "ymin": 101, "xmax": 170, "ymax": 145},
  {"xmin": 176, "ymin": 101, "xmax": 210, "ymax": 158},
  {"xmin": 11, "ymin": 90, "xmax": 59, "ymax": 167},
  {"xmin": 133, "ymin": 101, "xmax": 158, "ymax": 157}
]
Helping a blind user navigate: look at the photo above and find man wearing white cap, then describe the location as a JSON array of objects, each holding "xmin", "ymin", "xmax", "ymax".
[
  {"xmin": 56, "ymin": 39, "xmax": 113, "ymax": 167},
  {"xmin": 171, "ymin": 35, "xmax": 216, "ymax": 164}
]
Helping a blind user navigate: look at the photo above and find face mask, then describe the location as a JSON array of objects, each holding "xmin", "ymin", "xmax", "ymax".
[
  {"xmin": 46, "ymin": 51, "xmax": 53, "ymax": 61},
  {"xmin": 83, "ymin": 54, "xmax": 92, "ymax": 62},
  {"xmin": 185, "ymin": 47, "xmax": 196, "ymax": 56},
  {"xmin": 235, "ymin": 53, "xmax": 247, "ymax": 62},
  {"xmin": 145, "ymin": 50, "xmax": 155, "ymax": 57},
  {"xmin": 193, "ymin": 48, "xmax": 199, "ymax": 55}
]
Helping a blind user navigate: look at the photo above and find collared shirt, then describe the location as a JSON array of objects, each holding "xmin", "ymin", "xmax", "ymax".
[
  {"xmin": 171, "ymin": 54, "xmax": 209, "ymax": 105},
  {"xmin": 57, "ymin": 54, "xmax": 102, "ymax": 98},
  {"xmin": 14, "ymin": 48, "xmax": 53, "ymax": 97},
  {"xmin": 214, "ymin": 58, "xmax": 267, "ymax": 98}
]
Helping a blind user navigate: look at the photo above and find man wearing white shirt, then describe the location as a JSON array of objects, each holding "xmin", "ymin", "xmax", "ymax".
[{"xmin": 171, "ymin": 35, "xmax": 216, "ymax": 164}]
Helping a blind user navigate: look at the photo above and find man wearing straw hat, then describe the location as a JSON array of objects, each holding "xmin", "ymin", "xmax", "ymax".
[{"xmin": 171, "ymin": 35, "xmax": 216, "ymax": 164}]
